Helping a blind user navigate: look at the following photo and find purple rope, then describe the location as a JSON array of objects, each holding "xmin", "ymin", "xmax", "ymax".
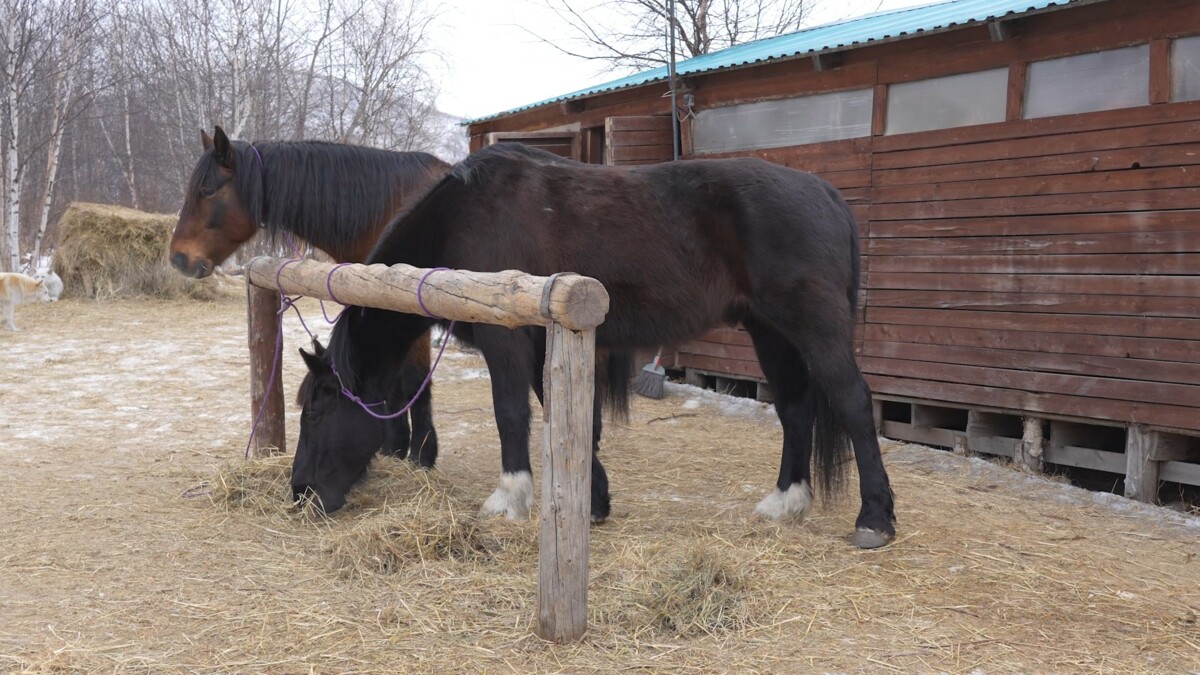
[
  {"xmin": 417, "ymin": 267, "xmax": 449, "ymax": 318},
  {"xmin": 243, "ymin": 256, "xmax": 458, "ymax": 451},
  {"xmin": 332, "ymin": 318, "xmax": 456, "ymax": 420},
  {"xmin": 250, "ymin": 145, "xmax": 265, "ymax": 175}
]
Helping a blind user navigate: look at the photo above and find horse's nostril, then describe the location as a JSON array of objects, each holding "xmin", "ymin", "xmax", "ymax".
[
  {"xmin": 292, "ymin": 484, "xmax": 317, "ymax": 503},
  {"xmin": 170, "ymin": 252, "xmax": 189, "ymax": 272}
]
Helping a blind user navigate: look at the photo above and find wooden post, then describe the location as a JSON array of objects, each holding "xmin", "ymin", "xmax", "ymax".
[
  {"xmin": 536, "ymin": 322, "xmax": 595, "ymax": 642},
  {"xmin": 246, "ymin": 280, "xmax": 285, "ymax": 457},
  {"xmin": 1125, "ymin": 426, "xmax": 1192, "ymax": 503},
  {"xmin": 1018, "ymin": 417, "xmax": 1046, "ymax": 473}
]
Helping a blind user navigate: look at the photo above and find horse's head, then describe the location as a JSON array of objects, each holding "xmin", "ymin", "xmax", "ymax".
[
  {"xmin": 170, "ymin": 126, "xmax": 258, "ymax": 278},
  {"xmin": 292, "ymin": 339, "xmax": 386, "ymax": 514}
]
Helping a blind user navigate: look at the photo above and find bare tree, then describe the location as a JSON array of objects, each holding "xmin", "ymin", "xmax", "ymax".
[
  {"xmin": 29, "ymin": 0, "xmax": 95, "ymax": 267},
  {"xmin": 539, "ymin": 0, "xmax": 813, "ymax": 72}
]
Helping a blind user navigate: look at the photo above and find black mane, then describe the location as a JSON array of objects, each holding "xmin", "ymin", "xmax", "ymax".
[{"xmin": 186, "ymin": 140, "xmax": 449, "ymax": 255}]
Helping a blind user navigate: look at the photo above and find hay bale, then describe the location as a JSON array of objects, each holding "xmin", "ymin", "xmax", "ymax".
[{"xmin": 51, "ymin": 202, "xmax": 222, "ymax": 300}]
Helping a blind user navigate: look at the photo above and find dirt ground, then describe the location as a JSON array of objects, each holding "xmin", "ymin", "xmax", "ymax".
[{"xmin": 1, "ymin": 295, "xmax": 1198, "ymax": 673}]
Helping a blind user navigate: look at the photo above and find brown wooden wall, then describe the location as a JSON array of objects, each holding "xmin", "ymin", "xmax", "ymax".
[{"xmin": 865, "ymin": 102, "xmax": 1200, "ymax": 435}]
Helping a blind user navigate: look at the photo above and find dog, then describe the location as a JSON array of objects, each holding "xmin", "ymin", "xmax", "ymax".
[
  {"xmin": 35, "ymin": 270, "xmax": 63, "ymax": 301},
  {"xmin": 1, "ymin": 272, "xmax": 52, "ymax": 331}
]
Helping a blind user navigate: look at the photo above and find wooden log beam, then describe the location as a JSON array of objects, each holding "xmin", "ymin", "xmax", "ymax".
[
  {"xmin": 536, "ymin": 323, "xmax": 595, "ymax": 642},
  {"xmin": 245, "ymin": 257, "xmax": 609, "ymax": 331}
]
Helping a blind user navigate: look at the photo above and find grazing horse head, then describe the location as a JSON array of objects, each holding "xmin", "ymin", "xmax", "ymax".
[
  {"xmin": 292, "ymin": 291, "xmax": 429, "ymax": 512},
  {"xmin": 292, "ymin": 338, "xmax": 388, "ymax": 514},
  {"xmin": 170, "ymin": 126, "xmax": 260, "ymax": 278}
]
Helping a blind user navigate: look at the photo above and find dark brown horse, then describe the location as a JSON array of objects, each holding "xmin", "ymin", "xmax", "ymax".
[
  {"xmin": 170, "ymin": 126, "xmax": 450, "ymax": 463},
  {"xmin": 294, "ymin": 142, "xmax": 897, "ymax": 548}
]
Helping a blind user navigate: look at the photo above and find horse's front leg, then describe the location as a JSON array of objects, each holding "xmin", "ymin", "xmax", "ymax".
[{"xmin": 476, "ymin": 326, "xmax": 535, "ymax": 519}]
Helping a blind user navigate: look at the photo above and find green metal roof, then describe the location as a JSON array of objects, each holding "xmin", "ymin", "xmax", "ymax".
[{"xmin": 468, "ymin": 0, "xmax": 1095, "ymax": 124}]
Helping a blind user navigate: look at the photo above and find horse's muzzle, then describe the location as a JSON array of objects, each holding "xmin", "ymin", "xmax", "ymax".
[{"xmin": 170, "ymin": 252, "xmax": 212, "ymax": 278}]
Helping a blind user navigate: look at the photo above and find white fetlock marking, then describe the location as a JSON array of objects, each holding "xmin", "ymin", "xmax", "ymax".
[
  {"xmin": 754, "ymin": 481, "xmax": 813, "ymax": 521},
  {"xmin": 480, "ymin": 471, "xmax": 533, "ymax": 519}
]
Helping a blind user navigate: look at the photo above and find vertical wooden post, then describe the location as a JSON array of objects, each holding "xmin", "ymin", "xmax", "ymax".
[
  {"xmin": 536, "ymin": 322, "xmax": 594, "ymax": 642},
  {"xmin": 1018, "ymin": 417, "xmax": 1046, "ymax": 473},
  {"xmin": 246, "ymin": 280, "xmax": 285, "ymax": 457}
]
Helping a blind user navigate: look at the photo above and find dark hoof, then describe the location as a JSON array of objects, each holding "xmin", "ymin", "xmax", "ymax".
[
  {"xmin": 590, "ymin": 514, "xmax": 607, "ymax": 525},
  {"xmin": 852, "ymin": 528, "xmax": 894, "ymax": 549}
]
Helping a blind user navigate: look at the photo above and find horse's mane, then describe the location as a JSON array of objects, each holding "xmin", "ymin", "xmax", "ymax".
[
  {"xmin": 188, "ymin": 140, "xmax": 449, "ymax": 255},
  {"xmin": 362, "ymin": 142, "xmax": 579, "ymax": 264}
]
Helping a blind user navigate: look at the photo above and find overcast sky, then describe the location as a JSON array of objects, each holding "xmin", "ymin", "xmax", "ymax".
[{"xmin": 430, "ymin": 0, "xmax": 934, "ymax": 120}]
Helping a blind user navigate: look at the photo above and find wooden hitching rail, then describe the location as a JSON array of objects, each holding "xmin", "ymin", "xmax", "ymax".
[{"xmin": 244, "ymin": 256, "xmax": 610, "ymax": 643}]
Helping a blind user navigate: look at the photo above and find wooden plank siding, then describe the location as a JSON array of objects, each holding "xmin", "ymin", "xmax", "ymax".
[
  {"xmin": 863, "ymin": 97, "xmax": 1200, "ymax": 435},
  {"xmin": 605, "ymin": 116, "xmax": 673, "ymax": 165}
]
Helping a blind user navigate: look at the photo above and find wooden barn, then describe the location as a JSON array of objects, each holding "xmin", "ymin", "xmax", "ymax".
[{"xmin": 464, "ymin": 0, "xmax": 1200, "ymax": 503}]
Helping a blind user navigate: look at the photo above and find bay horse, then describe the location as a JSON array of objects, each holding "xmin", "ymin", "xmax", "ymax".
[
  {"xmin": 170, "ymin": 126, "xmax": 450, "ymax": 464},
  {"xmin": 294, "ymin": 142, "xmax": 896, "ymax": 548}
]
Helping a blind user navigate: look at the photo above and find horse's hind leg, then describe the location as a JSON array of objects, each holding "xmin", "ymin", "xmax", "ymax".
[
  {"xmin": 742, "ymin": 315, "xmax": 815, "ymax": 521},
  {"xmin": 751, "ymin": 294, "xmax": 895, "ymax": 548}
]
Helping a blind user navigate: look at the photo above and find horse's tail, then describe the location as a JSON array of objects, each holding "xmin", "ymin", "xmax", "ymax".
[
  {"xmin": 601, "ymin": 351, "xmax": 633, "ymax": 422},
  {"xmin": 811, "ymin": 182, "xmax": 862, "ymax": 498},
  {"xmin": 810, "ymin": 383, "xmax": 853, "ymax": 499}
]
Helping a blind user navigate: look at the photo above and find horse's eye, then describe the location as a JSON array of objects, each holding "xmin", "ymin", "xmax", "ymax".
[{"xmin": 199, "ymin": 186, "xmax": 217, "ymax": 198}]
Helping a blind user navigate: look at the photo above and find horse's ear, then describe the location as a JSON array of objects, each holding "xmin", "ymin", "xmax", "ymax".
[
  {"xmin": 311, "ymin": 338, "xmax": 326, "ymax": 357},
  {"xmin": 299, "ymin": 347, "xmax": 327, "ymax": 374},
  {"xmin": 212, "ymin": 126, "xmax": 234, "ymax": 169},
  {"xmin": 200, "ymin": 129, "xmax": 213, "ymax": 150}
]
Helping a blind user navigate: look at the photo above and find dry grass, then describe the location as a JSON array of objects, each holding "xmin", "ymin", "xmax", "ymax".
[
  {"xmin": 1, "ymin": 297, "xmax": 1199, "ymax": 673},
  {"xmin": 51, "ymin": 202, "xmax": 228, "ymax": 300}
]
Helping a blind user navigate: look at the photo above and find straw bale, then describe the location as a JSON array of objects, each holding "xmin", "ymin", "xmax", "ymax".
[{"xmin": 50, "ymin": 202, "xmax": 225, "ymax": 300}]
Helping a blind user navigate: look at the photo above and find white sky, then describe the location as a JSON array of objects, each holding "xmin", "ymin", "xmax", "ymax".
[{"xmin": 430, "ymin": 0, "xmax": 934, "ymax": 120}]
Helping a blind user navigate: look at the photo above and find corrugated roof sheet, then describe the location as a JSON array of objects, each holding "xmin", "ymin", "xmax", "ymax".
[{"xmin": 468, "ymin": 0, "xmax": 1093, "ymax": 124}]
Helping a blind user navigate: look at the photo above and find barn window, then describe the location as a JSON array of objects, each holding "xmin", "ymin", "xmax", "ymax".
[
  {"xmin": 885, "ymin": 68, "xmax": 1007, "ymax": 135},
  {"xmin": 691, "ymin": 88, "xmax": 873, "ymax": 153},
  {"xmin": 1024, "ymin": 45, "xmax": 1149, "ymax": 119},
  {"xmin": 1172, "ymin": 35, "xmax": 1200, "ymax": 101}
]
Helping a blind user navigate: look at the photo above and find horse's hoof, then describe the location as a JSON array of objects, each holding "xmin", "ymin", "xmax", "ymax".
[
  {"xmin": 852, "ymin": 528, "xmax": 894, "ymax": 549},
  {"xmin": 590, "ymin": 515, "xmax": 607, "ymax": 525}
]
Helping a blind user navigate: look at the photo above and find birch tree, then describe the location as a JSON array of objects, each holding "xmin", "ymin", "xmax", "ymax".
[{"xmin": 29, "ymin": 0, "xmax": 94, "ymax": 267}]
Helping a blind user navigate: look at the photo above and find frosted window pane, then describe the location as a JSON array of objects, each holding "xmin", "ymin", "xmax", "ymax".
[
  {"xmin": 1172, "ymin": 35, "xmax": 1200, "ymax": 102},
  {"xmin": 692, "ymin": 88, "xmax": 873, "ymax": 153},
  {"xmin": 886, "ymin": 68, "xmax": 1008, "ymax": 135},
  {"xmin": 1024, "ymin": 45, "xmax": 1149, "ymax": 119}
]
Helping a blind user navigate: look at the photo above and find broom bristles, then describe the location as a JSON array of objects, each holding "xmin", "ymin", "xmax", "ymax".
[{"xmin": 633, "ymin": 353, "xmax": 666, "ymax": 399}]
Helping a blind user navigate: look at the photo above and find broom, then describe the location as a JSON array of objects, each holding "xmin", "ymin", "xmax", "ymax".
[{"xmin": 633, "ymin": 347, "xmax": 667, "ymax": 399}]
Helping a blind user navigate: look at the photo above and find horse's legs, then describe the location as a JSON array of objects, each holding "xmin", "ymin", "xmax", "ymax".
[
  {"xmin": 590, "ymin": 377, "xmax": 611, "ymax": 522},
  {"xmin": 476, "ymin": 324, "xmax": 536, "ymax": 519},
  {"xmin": 751, "ymin": 289, "xmax": 896, "ymax": 548},
  {"xmin": 403, "ymin": 332, "xmax": 438, "ymax": 468},
  {"xmin": 741, "ymin": 314, "xmax": 815, "ymax": 520}
]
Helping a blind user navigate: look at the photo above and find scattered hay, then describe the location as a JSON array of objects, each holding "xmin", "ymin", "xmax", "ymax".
[
  {"xmin": 206, "ymin": 454, "xmax": 293, "ymax": 514},
  {"xmin": 626, "ymin": 544, "xmax": 758, "ymax": 637},
  {"xmin": 206, "ymin": 454, "xmax": 533, "ymax": 577},
  {"xmin": 51, "ymin": 202, "xmax": 224, "ymax": 300}
]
